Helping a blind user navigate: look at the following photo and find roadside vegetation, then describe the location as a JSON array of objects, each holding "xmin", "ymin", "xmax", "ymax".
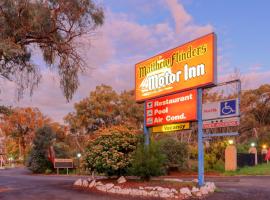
[
  {"xmin": 224, "ymin": 164, "xmax": 270, "ymax": 176},
  {"xmin": 0, "ymin": 84, "xmax": 270, "ymax": 179}
]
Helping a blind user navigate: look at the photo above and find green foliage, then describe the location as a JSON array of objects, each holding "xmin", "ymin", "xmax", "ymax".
[
  {"xmin": 0, "ymin": 0, "xmax": 104, "ymax": 100},
  {"xmin": 159, "ymin": 138, "xmax": 188, "ymax": 171},
  {"xmin": 27, "ymin": 126, "xmax": 55, "ymax": 173},
  {"xmin": 224, "ymin": 163, "xmax": 270, "ymax": 176},
  {"xmin": 84, "ymin": 126, "xmax": 139, "ymax": 176},
  {"xmin": 53, "ymin": 142, "xmax": 71, "ymax": 158},
  {"xmin": 204, "ymin": 141, "xmax": 227, "ymax": 171},
  {"xmin": 129, "ymin": 142, "xmax": 166, "ymax": 181},
  {"xmin": 237, "ymin": 143, "xmax": 250, "ymax": 153}
]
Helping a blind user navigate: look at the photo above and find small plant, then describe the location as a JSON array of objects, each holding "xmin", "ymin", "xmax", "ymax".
[{"xmin": 129, "ymin": 142, "xmax": 166, "ymax": 181}]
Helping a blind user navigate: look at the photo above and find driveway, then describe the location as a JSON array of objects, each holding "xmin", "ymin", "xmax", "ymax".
[
  {"xmin": 0, "ymin": 168, "xmax": 158, "ymax": 200},
  {"xmin": 206, "ymin": 176, "xmax": 270, "ymax": 200},
  {"xmin": 1, "ymin": 168, "xmax": 270, "ymax": 200}
]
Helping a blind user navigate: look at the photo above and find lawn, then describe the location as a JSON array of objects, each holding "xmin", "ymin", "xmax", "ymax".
[{"xmin": 224, "ymin": 163, "xmax": 270, "ymax": 176}]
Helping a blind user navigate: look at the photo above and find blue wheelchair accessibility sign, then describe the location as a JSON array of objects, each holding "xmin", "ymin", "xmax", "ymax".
[{"xmin": 220, "ymin": 99, "xmax": 236, "ymax": 116}]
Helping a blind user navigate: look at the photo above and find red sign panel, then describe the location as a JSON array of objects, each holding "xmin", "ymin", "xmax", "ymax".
[
  {"xmin": 145, "ymin": 90, "xmax": 197, "ymax": 127},
  {"xmin": 203, "ymin": 117, "xmax": 240, "ymax": 129}
]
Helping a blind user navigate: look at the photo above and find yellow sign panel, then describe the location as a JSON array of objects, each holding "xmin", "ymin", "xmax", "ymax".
[
  {"xmin": 135, "ymin": 33, "xmax": 216, "ymax": 102},
  {"xmin": 152, "ymin": 123, "xmax": 190, "ymax": 133}
]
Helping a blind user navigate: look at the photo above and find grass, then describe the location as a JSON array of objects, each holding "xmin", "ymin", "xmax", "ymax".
[{"xmin": 224, "ymin": 163, "xmax": 270, "ymax": 176}]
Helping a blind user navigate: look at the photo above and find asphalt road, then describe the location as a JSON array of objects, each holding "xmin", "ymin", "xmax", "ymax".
[
  {"xmin": 207, "ymin": 176, "xmax": 270, "ymax": 200},
  {"xmin": 0, "ymin": 168, "xmax": 157, "ymax": 200},
  {"xmin": 1, "ymin": 168, "xmax": 270, "ymax": 200}
]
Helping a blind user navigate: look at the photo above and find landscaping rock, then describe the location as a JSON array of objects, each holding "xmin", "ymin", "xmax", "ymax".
[
  {"xmin": 105, "ymin": 183, "xmax": 114, "ymax": 190},
  {"xmin": 170, "ymin": 188, "xmax": 178, "ymax": 194},
  {"xmin": 205, "ymin": 182, "xmax": 216, "ymax": 192},
  {"xmin": 156, "ymin": 186, "xmax": 165, "ymax": 191},
  {"xmin": 117, "ymin": 176, "xmax": 127, "ymax": 184},
  {"xmin": 87, "ymin": 177, "xmax": 93, "ymax": 182},
  {"xmin": 200, "ymin": 186, "xmax": 209, "ymax": 195},
  {"xmin": 191, "ymin": 186, "xmax": 200, "ymax": 194},
  {"xmin": 96, "ymin": 185, "xmax": 107, "ymax": 192},
  {"xmin": 113, "ymin": 186, "xmax": 121, "ymax": 190},
  {"xmin": 195, "ymin": 191, "xmax": 202, "ymax": 197},
  {"xmin": 89, "ymin": 180, "xmax": 96, "ymax": 188},
  {"xmin": 159, "ymin": 192, "xmax": 171, "ymax": 198},
  {"xmin": 96, "ymin": 181, "xmax": 103, "ymax": 186},
  {"xmin": 82, "ymin": 180, "xmax": 89, "ymax": 187},
  {"xmin": 145, "ymin": 186, "xmax": 154, "ymax": 190},
  {"xmin": 180, "ymin": 187, "xmax": 192, "ymax": 196},
  {"xmin": 73, "ymin": 178, "xmax": 82, "ymax": 187}
]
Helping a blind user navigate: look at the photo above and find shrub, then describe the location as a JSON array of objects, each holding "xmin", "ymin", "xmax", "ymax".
[
  {"xmin": 27, "ymin": 126, "xmax": 55, "ymax": 173},
  {"xmin": 204, "ymin": 141, "xmax": 227, "ymax": 171},
  {"xmin": 129, "ymin": 142, "xmax": 166, "ymax": 181},
  {"xmin": 159, "ymin": 138, "xmax": 188, "ymax": 171},
  {"xmin": 84, "ymin": 125, "xmax": 139, "ymax": 176}
]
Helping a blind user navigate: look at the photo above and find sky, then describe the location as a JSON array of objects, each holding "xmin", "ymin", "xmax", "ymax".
[{"xmin": 1, "ymin": 0, "xmax": 270, "ymax": 123}]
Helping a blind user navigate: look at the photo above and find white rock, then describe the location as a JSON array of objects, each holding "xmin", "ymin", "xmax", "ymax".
[
  {"xmin": 171, "ymin": 188, "xmax": 178, "ymax": 194},
  {"xmin": 200, "ymin": 186, "xmax": 209, "ymax": 195},
  {"xmin": 119, "ymin": 188, "xmax": 130, "ymax": 195},
  {"xmin": 113, "ymin": 186, "xmax": 121, "ymax": 190},
  {"xmin": 87, "ymin": 177, "xmax": 94, "ymax": 182},
  {"xmin": 164, "ymin": 188, "xmax": 171, "ymax": 193},
  {"xmin": 159, "ymin": 192, "xmax": 171, "ymax": 198},
  {"xmin": 117, "ymin": 176, "xmax": 127, "ymax": 184},
  {"xmin": 105, "ymin": 183, "xmax": 114, "ymax": 190},
  {"xmin": 196, "ymin": 191, "xmax": 202, "ymax": 197},
  {"xmin": 96, "ymin": 181, "xmax": 103, "ymax": 186},
  {"xmin": 156, "ymin": 186, "xmax": 165, "ymax": 191},
  {"xmin": 179, "ymin": 187, "xmax": 192, "ymax": 196},
  {"xmin": 191, "ymin": 186, "xmax": 200, "ymax": 194},
  {"xmin": 130, "ymin": 189, "xmax": 140, "ymax": 196},
  {"xmin": 96, "ymin": 185, "xmax": 107, "ymax": 192},
  {"xmin": 73, "ymin": 178, "xmax": 82, "ymax": 186},
  {"xmin": 205, "ymin": 182, "xmax": 216, "ymax": 192},
  {"xmin": 142, "ymin": 190, "xmax": 149, "ymax": 197},
  {"xmin": 145, "ymin": 186, "xmax": 154, "ymax": 190},
  {"xmin": 82, "ymin": 180, "xmax": 89, "ymax": 187},
  {"xmin": 109, "ymin": 188, "xmax": 116, "ymax": 193},
  {"xmin": 89, "ymin": 180, "xmax": 96, "ymax": 188}
]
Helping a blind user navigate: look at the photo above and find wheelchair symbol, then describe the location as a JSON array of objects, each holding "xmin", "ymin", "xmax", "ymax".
[{"xmin": 220, "ymin": 100, "xmax": 236, "ymax": 116}]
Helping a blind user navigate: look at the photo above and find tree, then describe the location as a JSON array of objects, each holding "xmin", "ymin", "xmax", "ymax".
[
  {"xmin": 65, "ymin": 85, "xmax": 120, "ymax": 134},
  {"xmin": 0, "ymin": 0, "xmax": 104, "ymax": 100},
  {"xmin": 27, "ymin": 126, "xmax": 55, "ymax": 173},
  {"xmin": 65, "ymin": 85, "xmax": 144, "ymax": 134},
  {"xmin": 238, "ymin": 84, "xmax": 270, "ymax": 145},
  {"xmin": 118, "ymin": 90, "xmax": 144, "ymax": 128},
  {"xmin": 1, "ymin": 107, "xmax": 51, "ymax": 160}
]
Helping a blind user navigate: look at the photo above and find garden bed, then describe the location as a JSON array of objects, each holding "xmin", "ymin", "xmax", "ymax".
[{"xmin": 73, "ymin": 177, "xmax": 216, "ymax": 199}]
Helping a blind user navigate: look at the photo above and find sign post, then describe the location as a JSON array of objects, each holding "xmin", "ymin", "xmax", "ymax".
[
  {"xmin": 197, "ymin": 88, "xmax": 204, "ymax": 186},
  {"xmin": 144, "ymin": 103, "xmax": 150, "ymax": 146}
]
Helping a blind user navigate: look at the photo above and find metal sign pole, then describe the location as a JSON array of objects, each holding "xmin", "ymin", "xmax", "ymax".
[
  {"xmin": 144, "ymin": 102, "xmax": 150, "ymax": 146},
  {"xmin": 197, "ymin": 88, "xmax": 204, "ymax": 186}
]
